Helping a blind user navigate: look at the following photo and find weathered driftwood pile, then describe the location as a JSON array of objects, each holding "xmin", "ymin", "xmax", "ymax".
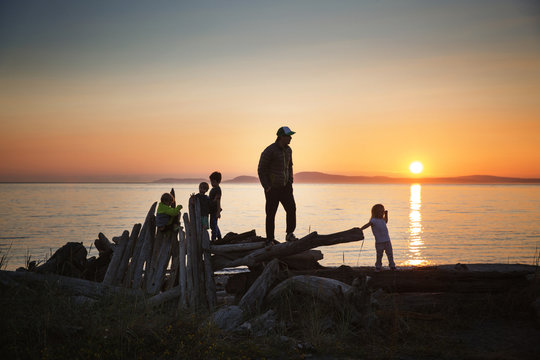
[
  {"xmin": 2, "ymin": 186, "xmax": 370, "ymax": 318},
  {"xmin": 94, "ymin": 189, "xmax": 220, "ymax": 310}
]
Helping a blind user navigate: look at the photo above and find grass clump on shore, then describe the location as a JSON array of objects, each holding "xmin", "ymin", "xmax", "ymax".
[{"xmin": 0, "ymin": 282, "xmax": 277, "ymax": 360}]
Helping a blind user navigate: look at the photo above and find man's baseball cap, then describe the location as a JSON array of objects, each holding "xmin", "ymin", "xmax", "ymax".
[{"xmin": 277, "ymin": 126, "xmax": 295, "ymax": 136}]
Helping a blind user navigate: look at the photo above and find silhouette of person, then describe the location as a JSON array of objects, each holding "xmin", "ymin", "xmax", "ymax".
[{"xmin": 258, "ymin": 126, "xmax": 297, "ymax": 245}]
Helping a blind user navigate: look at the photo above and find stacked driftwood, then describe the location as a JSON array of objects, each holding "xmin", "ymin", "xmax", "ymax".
[
  {"xmin": 3, "ymin": 189, "xmax": 379, "ymax": 331},
  {"xmin": 92, "ymin": 190, "xmax": 218, "ymax": 310}
]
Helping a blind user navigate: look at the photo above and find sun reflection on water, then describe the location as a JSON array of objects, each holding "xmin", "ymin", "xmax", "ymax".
[{"xmin": 405, "ymin": 184, "xmax": 430, "ymax": 266}]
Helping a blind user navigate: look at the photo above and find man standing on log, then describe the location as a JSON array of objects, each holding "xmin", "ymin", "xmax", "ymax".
[{"xmin": 258, "ymin": 126, "xmax": 297, "ymax": 246}]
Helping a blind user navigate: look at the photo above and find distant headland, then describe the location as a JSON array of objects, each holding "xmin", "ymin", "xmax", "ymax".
[{"xmin": 154, "ymin": 171, "xmax": 540, "ymax": 184}]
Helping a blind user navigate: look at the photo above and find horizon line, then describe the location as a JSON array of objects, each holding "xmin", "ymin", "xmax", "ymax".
[{"xmin": 1, "ymin": 171, "xmax": 540, "ymax": 184}]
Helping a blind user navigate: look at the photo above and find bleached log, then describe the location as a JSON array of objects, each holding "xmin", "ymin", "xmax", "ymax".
[
  {"xmin": 146, "ymin": 230, "xmax": 175, "ymax": 295},
  {"xmin": 116, "ymin": 223, "xmax": 141, "ymax": 286},
  {"xmin": 215, "ymin": 228, "xmax": 364, "ymax": 270},
  {"xmin": 267, "ymin": 275, "xmax": 351, "ymax": 307},
  {"xmin": 128, "ymin": 202, "xmax": 157, "ymax": 287},
  {"xmin": 202, "ymin": 230, "xmax": 217, "ymax": 311},
  {"xmin": 132, "ymin": 212, "xmax": 156, "ymax": 289},
  {"xmin": 193, "ymin": 196, "xmax": 206, "ymax": 305},
  {"xmin": 183, "ymin": 212, "xmax": 193, "ymax": 307},
  {"xmin": 178, "ymin": 226, "xmax": 187, "ymax": 308},
  {"xmin": 281, "ymin": 250, "xmax": 323, "ymax": 270},
  {"xmin": 238, "ymin": 258, "xmax": 281, "ymax": 313},
  {"xmin": 1, "ymin": 270, "xmax": 142, "ymax": 299},
  {"xmin": 102, "ymin": 230, "xmax": 129, "ymax": 286},
  {"xmin": 147, "ymin": 285, "xmax": 181, "ymax": 307},
  {"xmin": 188, "ymin": 195, "xmax": 202, "ymax": 308},
  {"xmin": 166, "ymin": 233, "xmax": 180, "ymax": 290},
  {"xmin": 146, "ymin": 224, "xmax": 165, "ymax": 290},
  {"xmin": 209, "ymin": 242, "xmax": 265, "ymax": 254}
]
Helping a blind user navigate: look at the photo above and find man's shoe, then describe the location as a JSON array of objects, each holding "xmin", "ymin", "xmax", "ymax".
[
  {"xmin": 265, "ymin": 238, "xmax": 274, "ymax": 251},
  {"xmin": 285, "ymin": 233, "xmax": 298, "ymax": 242}
]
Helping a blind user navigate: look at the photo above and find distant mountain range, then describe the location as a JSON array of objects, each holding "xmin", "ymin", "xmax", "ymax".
[{"xmin": 154, "ymin": 172, "xmax": 540, "ymax": 184}]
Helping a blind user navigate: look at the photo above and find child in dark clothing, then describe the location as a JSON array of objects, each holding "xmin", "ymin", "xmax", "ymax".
[
  {"xmin": 209, "ymin": 171, "xmax": 222, "ymax": 241},
  {"xmin": 195, "ymin": 182, "xmax": 210, "ymax": 229},
  {"xmin": 156, "ymin": 192, "xmax": 183, "ymax": 232}
]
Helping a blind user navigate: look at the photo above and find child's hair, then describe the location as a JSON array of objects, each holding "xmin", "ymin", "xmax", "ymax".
[
  {"xmin": 371, "ymin": 204, "xmax": 385, "ymax": 218},
  {"xmin": 199, "ymin": 181, "xmax": 209, "ymax": 191},
  {"xmin": 161, "ymin": 192, "xmax": 174, "ymax": 204},
  {"xmin": 209, "ymin": 171, "xmax": 222, "ymax": 183}
]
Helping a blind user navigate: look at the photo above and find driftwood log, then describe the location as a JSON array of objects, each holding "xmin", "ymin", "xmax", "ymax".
[
  {"xmin": 267, "ymin": 275, "xmax": 352, "ymax": 306},
  {"xmin": 178, "ymin": 223, "xmax": 187, "ymax": 308},
  {"xmin": 34, "ymin": 242, "xmax": 88, "ymax": 278},
  {"xmin": 1, "ymin": 270, "xmax": 141, "ymax": 299},
  {"xmin": 147, "ymin": 230, "xmax": 176, "ymax": 295},
  {"xmin": 95, "ymin": 232, "xmax": 113, "ymax": 254},
  {"xmin": 118, "ymin": 223, "xmax": 141, "ymax": 286},
  {"xmin": 202, "ymin": 230, "xmax": 217, "ymax": 311},
  {"xmin": 238, "ymin": 258, "xmax": 282, "ymax": 313},
  {"xmin": 298, "ymin": 264, "xmax": 536, "ymax": 293},
  {"xmin": 102, "ymin": 231, "xmax": 129, "ymax": 285},
  {"xmin": 130, "ymin": 202, "xmax": 157, "ymax": 289},
  {"xmin": 214, "ymin": 228, "xmax": 364, "ymax": 270}
]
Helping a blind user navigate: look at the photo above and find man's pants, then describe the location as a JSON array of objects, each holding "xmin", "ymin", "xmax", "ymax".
[
  {"xmin": 375, "ymin": 241, "xmax": 396, "ymax": 269},
  {"xmin": 265, "ymin": 184, "xmax": 296, "ymax": 240}
]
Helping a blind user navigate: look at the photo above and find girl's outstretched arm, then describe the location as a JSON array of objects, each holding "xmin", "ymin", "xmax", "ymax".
[{"xmin": 360, "ymin": 222, "xmax": 372, "ymax": 231}]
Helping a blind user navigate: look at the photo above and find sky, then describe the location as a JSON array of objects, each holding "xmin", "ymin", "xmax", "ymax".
[{"xmin": 1, "ymin": 0, "xmax": 539, "ymax": 182}]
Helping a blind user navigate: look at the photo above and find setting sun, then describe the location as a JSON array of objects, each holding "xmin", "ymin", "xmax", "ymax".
[{"xmin": 409, "ymin": 161, "xmax": 424, "ymax": 174}]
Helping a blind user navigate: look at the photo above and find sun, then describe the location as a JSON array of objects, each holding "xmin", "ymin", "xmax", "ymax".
[{"xmin": 409, "ymin": 161, "xmax": 424, "ymax": 174}]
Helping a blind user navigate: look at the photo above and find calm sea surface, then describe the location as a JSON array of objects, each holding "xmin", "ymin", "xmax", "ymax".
[{"xmin": 1, "ymin": 183, "xmax": 539, "ymax": 270}]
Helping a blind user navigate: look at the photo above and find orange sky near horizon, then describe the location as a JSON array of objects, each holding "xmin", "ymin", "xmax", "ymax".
[{"xmin": 1, "ymin": 1, "xmax": 539, "ymax": 182}]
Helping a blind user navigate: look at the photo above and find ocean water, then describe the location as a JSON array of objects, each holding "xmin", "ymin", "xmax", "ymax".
[{"xmin": 0, "ymin": 183, "xmax": 539, "ymax": 270}]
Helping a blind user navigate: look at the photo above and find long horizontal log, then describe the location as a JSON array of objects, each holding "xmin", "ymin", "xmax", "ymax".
[
  {"xmin": 215, "ymin": 228, "xmax": 364, "ymax": 270},
  {"xmin": 209, "ymin": 242, "xmax": 265, "ymax": 254},
  {"xmin": 296, "ymin": 265, "xmax": 535, "ymax": 293},
  {"xmin": 0, "ymin": 270, "xmax": 141, "ymax": 299}
]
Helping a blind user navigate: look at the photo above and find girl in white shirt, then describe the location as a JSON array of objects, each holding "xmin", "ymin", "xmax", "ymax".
[{"xmin": 360, "ymin": 204, "xmax": 396, "ymax": 271}]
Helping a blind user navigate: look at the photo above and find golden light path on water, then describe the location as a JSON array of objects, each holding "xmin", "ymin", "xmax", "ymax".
[{"xmin": 405, "ymin": 184, "xmax": 430, "ymax": 266}]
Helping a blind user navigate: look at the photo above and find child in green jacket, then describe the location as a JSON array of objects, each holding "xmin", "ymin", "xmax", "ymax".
[{"xmin": 156, "ymin": 193, "xmax": 182, "ymax": 232}]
